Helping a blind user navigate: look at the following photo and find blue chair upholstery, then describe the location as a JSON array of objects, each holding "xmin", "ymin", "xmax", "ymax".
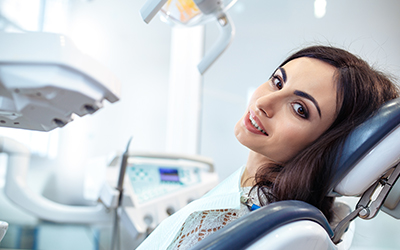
[
  {"xmin": 191, "ymin": 200, "xmax": 333, "ymax": 250},
  {"xmin": 328, "ymin": 98, "xmax": 400, "ymax": 195}
]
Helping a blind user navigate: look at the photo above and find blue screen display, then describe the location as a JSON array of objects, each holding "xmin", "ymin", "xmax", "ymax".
[{"xmin": 159, "ymin": 168, "xmax": 180, "ymax": 182}]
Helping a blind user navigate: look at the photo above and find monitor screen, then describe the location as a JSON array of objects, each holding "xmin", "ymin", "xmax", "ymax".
[{"xmin": 159, "ymin": 168, "xmax": 180, "ymax": 182}]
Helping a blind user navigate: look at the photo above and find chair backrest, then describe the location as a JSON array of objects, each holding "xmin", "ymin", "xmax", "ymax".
[{"xmin": 328, "ymin": 97, "xmax": 400, "ymax": 199}]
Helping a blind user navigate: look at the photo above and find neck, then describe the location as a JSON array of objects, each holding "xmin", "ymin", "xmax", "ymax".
[{"xmin": 240, "ymin": 150, "xmax": 276, "ymax": 187}]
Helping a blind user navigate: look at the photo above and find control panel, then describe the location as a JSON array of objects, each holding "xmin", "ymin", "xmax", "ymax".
[
  {"xmin": 126, "ymin": 164, "xmax": 201, "ymax": 204},
  {"xmin": 114, "ymin": 153, "xmax": 219, "ymax": 246}
]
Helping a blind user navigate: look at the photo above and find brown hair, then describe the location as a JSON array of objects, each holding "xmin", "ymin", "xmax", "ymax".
[{"xmin": 253, "ymin": 45, "xmax": 399, "ymax": 221}]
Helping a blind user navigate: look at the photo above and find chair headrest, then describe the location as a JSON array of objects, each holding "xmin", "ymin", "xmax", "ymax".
[{"xmin": 328, "ymin": 97, "xmax": 400, "ymax": 196}]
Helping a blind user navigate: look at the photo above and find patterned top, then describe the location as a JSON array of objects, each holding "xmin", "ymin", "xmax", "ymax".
[
  {"xmin": 136, "ymin": 166, "xmax": 257, "ymax": 250},
  {"xmin": 166, "ymin": 186, "xmax": 260, "ymax": 249}
]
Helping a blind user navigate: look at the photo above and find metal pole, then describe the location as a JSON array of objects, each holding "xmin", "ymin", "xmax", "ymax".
[{"xmin": 111, "ymin": 137, "xmax": 133, "ymax": 250}]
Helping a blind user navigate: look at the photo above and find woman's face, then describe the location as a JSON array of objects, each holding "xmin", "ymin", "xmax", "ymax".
[{"xmin": 234, "ymin": 57, "xmax": 338, "ymax": 164}]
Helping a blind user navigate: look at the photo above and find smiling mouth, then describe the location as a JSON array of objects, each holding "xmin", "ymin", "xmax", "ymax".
[{"xmin": 249, "ymin": 114, "xmax": 268, "ymax": 136}]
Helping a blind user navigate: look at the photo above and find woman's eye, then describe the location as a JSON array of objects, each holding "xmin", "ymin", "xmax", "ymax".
[
  {"xmin": 292, "ymin": 103, "xmax": 309, "ymax": 119},
  {"xmin": 272, "ymin": 76, "xmax": 283, "ymax": 90}
]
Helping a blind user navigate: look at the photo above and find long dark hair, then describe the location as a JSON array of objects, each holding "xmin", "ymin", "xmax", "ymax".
[{"xmin": 253, "ymin": 46, "xmax": 399, "ymax": 222}]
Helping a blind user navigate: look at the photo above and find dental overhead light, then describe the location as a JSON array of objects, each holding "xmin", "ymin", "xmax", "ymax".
[
  {"xmin": 0, "ymin": 32, "xmax": 120, "ymax": 131},
  {"xmin": 140, "ymin": 0, "xmax": 237, "ymax": 74}
]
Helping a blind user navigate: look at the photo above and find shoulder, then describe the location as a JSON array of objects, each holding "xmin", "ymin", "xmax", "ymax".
[{"xmin": 201, "ymin": 165, "xmax": 246, "ymax": 198}]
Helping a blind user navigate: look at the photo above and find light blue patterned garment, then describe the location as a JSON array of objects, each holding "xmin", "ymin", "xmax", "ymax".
[
  {"xmin": 166, "ymin": 187, "xmax": 254, "ymax": 250},
  {"xmin": 136, "ymin": 165, "xmax": 247, "ymax": 250}
]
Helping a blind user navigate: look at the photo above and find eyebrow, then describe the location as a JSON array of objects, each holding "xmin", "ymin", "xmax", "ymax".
[
  {"xmin": 278, "ymin": 67, "xmax": 287, "ymax": 82},
  {"xmin": 294, "ymin": 90, "xmax": 322, "ymax": 118}
]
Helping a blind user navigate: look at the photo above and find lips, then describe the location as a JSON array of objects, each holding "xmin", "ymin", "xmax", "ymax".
[{"xmin": 243, "ymin": 110, "xmax": 268, "ymax": 136}]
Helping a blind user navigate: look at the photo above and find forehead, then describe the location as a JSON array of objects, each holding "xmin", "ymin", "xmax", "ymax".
[
  {"xmin": 282, "ymin": 57, "xmax": 336, "ymax": 86},
  {"xmin": 282, "ymin": 57, "xmax": 338, "ymax": 117}
]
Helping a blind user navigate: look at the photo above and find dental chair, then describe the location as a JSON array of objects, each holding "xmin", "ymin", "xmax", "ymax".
[{"xmin": 191, "ymin": 97, "xmax": 400, "ymax": 250}]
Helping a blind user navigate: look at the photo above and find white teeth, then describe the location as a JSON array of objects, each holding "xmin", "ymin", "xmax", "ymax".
[{"xmin": 249, "ymin": 115, "xmax": 268, "ymax": 135}]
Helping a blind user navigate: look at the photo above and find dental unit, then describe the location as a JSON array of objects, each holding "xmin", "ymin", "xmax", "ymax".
[
  {"xmin": 140, "ymin": 0, "xmax": 237, "ymax": 74},
  {"xmin": 0, "ymin": 32, "xmax": 218, "ymax": 249}
]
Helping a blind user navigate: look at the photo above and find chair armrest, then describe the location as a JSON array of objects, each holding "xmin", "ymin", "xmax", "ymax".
[{"xmin": 190, "ymin": 200, "xmax": 333, "ymax": 250}]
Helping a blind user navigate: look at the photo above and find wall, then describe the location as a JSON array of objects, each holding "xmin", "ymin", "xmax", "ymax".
[{"xmin": 58, "ymin": 0, "xmax": 172, "ymax": 161}]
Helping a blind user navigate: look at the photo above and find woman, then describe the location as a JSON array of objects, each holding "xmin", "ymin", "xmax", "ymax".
[{"xmin": 137, "ymin": 45, "xmax": 399, "ymax": 250}]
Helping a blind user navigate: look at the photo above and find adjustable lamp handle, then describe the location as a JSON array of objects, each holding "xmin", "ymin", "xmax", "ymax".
[
  {"xmin": 197, "ymin": 12, "xmax": 235, "ymax": 74},
  {"xmin": 140, "ymin": 0, "xmax": 168, "ymax": 23}
]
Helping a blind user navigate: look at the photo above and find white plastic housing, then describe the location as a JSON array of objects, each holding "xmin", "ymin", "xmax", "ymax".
[
  {"xmin": 246, "ymin": 220, "xmax": 354, "ymax": 250},
  {"xmin": 334, "ymin": 126, "xmax": 400, "ymax": 196},
  {"xmin": 0, "ymin": 221, "xmax": 8, "ymax": 242},
  {"xmin": 121, "ymin": 170, "xmax": 219, "ymax": 236},
  {"xmin": 102, "ymin": 152, "xmax": 218, "ymax": 238},
  {"xmin": 0, "ymin": 32, "xmax": 120, "ymax": 131},
  {"xmin": 1, "ymin": 136, "xmax": 113, "ymax": 224}
]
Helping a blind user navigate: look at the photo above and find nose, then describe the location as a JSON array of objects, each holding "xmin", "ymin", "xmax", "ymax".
[{"xmin": 254, "ymin": 91, "xmax": 283, "ymax": 118}]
